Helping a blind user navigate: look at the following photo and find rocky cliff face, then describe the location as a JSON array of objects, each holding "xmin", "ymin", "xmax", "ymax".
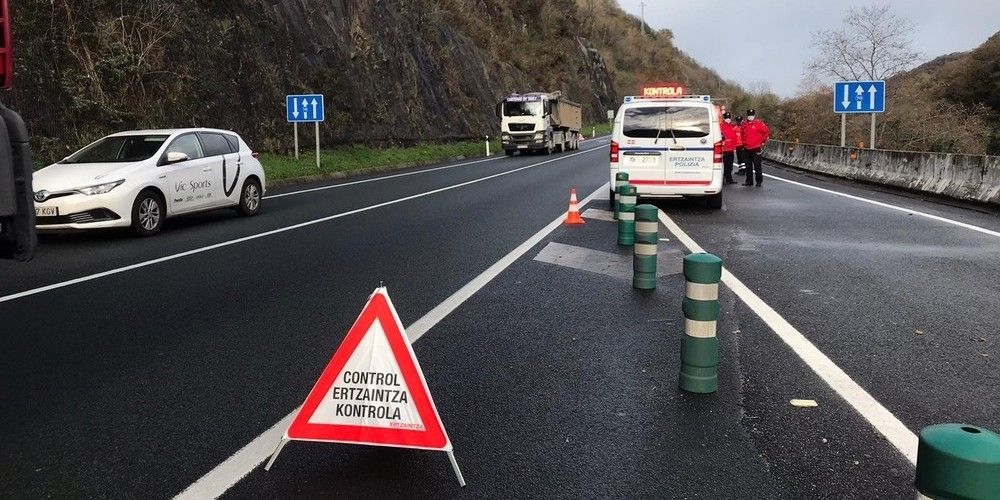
[{"xmin": 4, "ymin": 0, "xmax": 700, "ymax": 159}]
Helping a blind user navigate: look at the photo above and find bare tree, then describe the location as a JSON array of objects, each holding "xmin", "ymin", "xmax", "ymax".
[{"xmin": 807, "ymin": 4, "xmax": 922, "ymax": 81}]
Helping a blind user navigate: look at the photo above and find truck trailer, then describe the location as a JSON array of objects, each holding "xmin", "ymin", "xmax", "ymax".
[{"xmin": 497, "ymin": 91, "xmax": 582, "ymax": 155}]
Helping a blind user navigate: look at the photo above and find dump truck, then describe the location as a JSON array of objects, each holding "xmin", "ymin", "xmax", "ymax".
[{"xmin": 497, "ymin": 91, "xmax": 582, "ymax": 155}]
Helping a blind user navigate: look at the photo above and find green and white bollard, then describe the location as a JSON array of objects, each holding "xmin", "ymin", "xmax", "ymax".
[
  {"xmin": 617, "ymin": 185, "xmax": 637, "ymax": 246},
  {"xmin": 614, "ymin": 172, "xmax": 629, "ymax": 220},
  {"xmin": 633, "ymin": 204, "xmax": 658, "ymax": 290},
  {"xmin": 679, "ymin": 253, "xmax": 723, "ymax": 394},
  {"xmin": 915, "ymin": 423, "xmax": 1000, "ymax": 500}
]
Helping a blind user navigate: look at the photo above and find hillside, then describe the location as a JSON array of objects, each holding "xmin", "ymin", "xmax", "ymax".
[
  {"xmin": 2, "ymin": 0, "xmax": 746, "ymax": 163},
  {"xmin": 775, "ymin": 31, "xmax": 1000, "ymax": 154}
]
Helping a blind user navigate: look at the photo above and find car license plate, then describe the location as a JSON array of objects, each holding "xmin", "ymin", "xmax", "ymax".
[
  {"xmin": 625, "ymin": 154, "xmax": 659, "ymax": 166},
  {"xmin": 35, "ymin": 206, "xmax": 59, "ymax": 217}
]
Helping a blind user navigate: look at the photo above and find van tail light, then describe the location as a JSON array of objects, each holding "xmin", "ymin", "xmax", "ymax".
[
  {"xmin": 610, "ymin": 141, "xmax": 619, "ymax": 163},
  {"xmin": 251, "ymin": 152, "xmax": 260, "ymax": 159},
  {"xmin": 713, "ymin": 141, "xmax": 723, "ymax": 164}
]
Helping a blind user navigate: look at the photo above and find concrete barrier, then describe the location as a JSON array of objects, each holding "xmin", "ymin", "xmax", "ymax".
[{"xmin": 763, "ymin": 140, "xmax": 1000, "ymax": 205}]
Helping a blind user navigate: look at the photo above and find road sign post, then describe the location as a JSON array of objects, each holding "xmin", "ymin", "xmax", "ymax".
[
  {"xmin": 840, "ymin": 115, "xmax": 846, "ymax": 148},
  {"xmin": 286, "ymin": 94, "xmax": 325, "ymax": 167},
  {"xmin": 834, "ymin": 81, "xmax": 885, "ymax": 150},
  {"xmin": 870, "ymin": 114, "xmax": 876, "ymax": 151}
]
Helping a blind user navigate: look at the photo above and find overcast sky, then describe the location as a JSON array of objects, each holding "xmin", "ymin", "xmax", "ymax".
[{"xmin": 616, "ymin": 1, "xmax": 1000, "ymax": 98}]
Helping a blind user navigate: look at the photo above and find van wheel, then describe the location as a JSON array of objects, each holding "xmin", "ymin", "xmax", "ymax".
[
  {"xmin": 504, "ymin": 149, "xmax": 515, "ymax": 156},
  {"xmin": 706, "ymin": 192, "xmax": 723, "ymax": 209},
  {"xmin": 236, "ymin": 178, "xmax": 262, "ymax": 216},
  {"xmin": 131, "ymin": 190, "xmax": 165, "ymax": 237}
]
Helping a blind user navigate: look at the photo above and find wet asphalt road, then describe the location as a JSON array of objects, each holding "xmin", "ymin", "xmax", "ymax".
[{"xmin": 1, "ymin": 146, "xmax": 997, "ymax": 499}]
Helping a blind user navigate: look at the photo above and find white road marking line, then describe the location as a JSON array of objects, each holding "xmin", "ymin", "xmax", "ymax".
[
  {"xmin": 764, "ymin": 173, "xmax": 1000, "ymax": 239},
  {"xmin": 264, "ymin": 139, "xmax": 612, "ymax": 201},
  {"xmin": 657, "ymin": 210, "xmax": 920, "ymax": 466},
  {"xmin": 0, "ymin": 148, "xmax": 606, "ymax": 305},
  {"xmin": 174, "ymin": 184, "xmax": 609, "ymax": 500}
]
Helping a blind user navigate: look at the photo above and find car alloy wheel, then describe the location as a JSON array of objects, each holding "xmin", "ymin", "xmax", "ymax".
[
  {"xmin": 244, "ymin": 183, "xmax": 260, "ymax": 212},
  {"xmin": 138, "ymin": 197, "xmax": 161, "ymax": 231},
  {"xmin": 237, "ymin": 178, "xmax": 262, "ymax": 217}
]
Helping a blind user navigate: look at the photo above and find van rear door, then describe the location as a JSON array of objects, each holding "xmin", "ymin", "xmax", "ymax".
[{"xmin": 621, "ymin": 104, "xmax": 715, "ymax": 189}]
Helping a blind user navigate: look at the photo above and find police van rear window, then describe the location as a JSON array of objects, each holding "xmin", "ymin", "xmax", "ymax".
[{"xmin": 623, "ymin": 106, "xmax": 711, "ymax": 138}]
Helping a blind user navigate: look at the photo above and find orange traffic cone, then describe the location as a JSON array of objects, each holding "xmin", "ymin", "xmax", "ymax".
[{"xmin": 565, "ymin": 188, "xmax": 585, "ymax": 225}]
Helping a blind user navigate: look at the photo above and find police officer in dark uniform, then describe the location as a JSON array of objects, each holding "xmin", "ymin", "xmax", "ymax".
[{"xmin": 734, "ymin": 115, "xmax": 747, "ymax": 176}]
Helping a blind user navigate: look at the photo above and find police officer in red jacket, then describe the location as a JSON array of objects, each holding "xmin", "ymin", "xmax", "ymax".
[
  {"xmin": 719, "ymin": 112, "xmax": 739, "ymax": 184},
  {"xmin": 742, "ymin": 109, "xmax": 770, "ymax": 187}
]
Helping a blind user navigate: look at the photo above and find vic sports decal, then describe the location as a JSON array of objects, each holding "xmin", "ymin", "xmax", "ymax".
[{"xmin": 222, "ymin": 155, "xmax": 241, "ymax": 197}]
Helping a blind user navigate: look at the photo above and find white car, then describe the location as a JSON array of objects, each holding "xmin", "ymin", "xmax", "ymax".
[
  {"xmin": 32, "ymin": 128, "xmax": 266, "ymax": 236},
  {"xmin": 610, "ymin": 93, "xmax": 724, "ymax": 209}
]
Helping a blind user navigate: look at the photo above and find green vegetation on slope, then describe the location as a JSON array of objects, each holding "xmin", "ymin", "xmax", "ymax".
[
  {"xmin": 5, "ymin": 0, "xmax": 762, "ymax": 167},
  {"xmin": 775, "ymin": 32, "xmax": 1000, "ymax": 154}
]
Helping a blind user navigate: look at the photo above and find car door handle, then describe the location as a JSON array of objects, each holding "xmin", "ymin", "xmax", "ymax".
[
  {"xmin": 158, "ymin": 175, "xmax": 166, "ymax": 179},
  {"xmin": 202, "ymin": 167, "xmax": 212, "ymax": 172}
]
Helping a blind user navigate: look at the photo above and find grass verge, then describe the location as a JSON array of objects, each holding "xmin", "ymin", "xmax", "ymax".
[
  {"xmin": 260, "ymin": 139, "xmax": 500, "ymax": 184},
  {"xmin": 260, "ymin": 124, "xmax": 610, "ymax": 185}
]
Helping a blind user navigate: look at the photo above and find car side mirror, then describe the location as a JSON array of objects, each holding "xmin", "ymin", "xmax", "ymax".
[{"xmin": 165, "ymin": 151, "xmax": 189, "ymax": 164}]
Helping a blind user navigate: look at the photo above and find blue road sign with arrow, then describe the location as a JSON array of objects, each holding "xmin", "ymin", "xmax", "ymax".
[
  {"xmin": 286, "ymin": 94, "xmax": 325, "ymax": 122},
  {"xmin": 834, "ymin": 81, "xmax": 885, "ymax": 113}
]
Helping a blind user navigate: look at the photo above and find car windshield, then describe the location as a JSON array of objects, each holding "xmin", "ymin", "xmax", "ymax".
[
  {"xmin": 504, "ymin": 101, "xmax": 543, "ymax": 117},
  {"xmin": 61, "ymin": 135, "xmax": 169, "ymax": 164},
  {"xmin": 623, "ymin": 106, "xmax": 711, "ymax": 138}
]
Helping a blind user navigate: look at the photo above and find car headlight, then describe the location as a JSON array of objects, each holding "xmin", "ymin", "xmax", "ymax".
[{"xmin": 75, "ymin": 180, "xmax": 125, "ymax": 196}]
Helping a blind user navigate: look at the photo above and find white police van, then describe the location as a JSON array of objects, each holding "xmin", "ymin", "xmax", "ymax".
[{"xmin": 610, "ymin": 90, "xmax": 723, "ymax": 209}]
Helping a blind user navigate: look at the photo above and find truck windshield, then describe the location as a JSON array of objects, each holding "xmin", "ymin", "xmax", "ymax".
[
  {"xmin": 61, "ymin": 135, "xmax": 169, "ymax": 164},
  {"xmin": 623, "ymin": 106, "xmax": 711, "ymax": 138},
  {"xmin": 504, "ymin": 101, "xmax": 543, "ymax": 117}
]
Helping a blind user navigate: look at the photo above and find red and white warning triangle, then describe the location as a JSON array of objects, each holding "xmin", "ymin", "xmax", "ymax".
[{"xmin": 266, "ymin": 287, "xmax": 463, "ymax": 484}]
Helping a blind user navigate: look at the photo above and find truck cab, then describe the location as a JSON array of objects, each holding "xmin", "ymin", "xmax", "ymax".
[{"xmin": 497, "ymin": 92, "xmax": 581, "ymax": 156}]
